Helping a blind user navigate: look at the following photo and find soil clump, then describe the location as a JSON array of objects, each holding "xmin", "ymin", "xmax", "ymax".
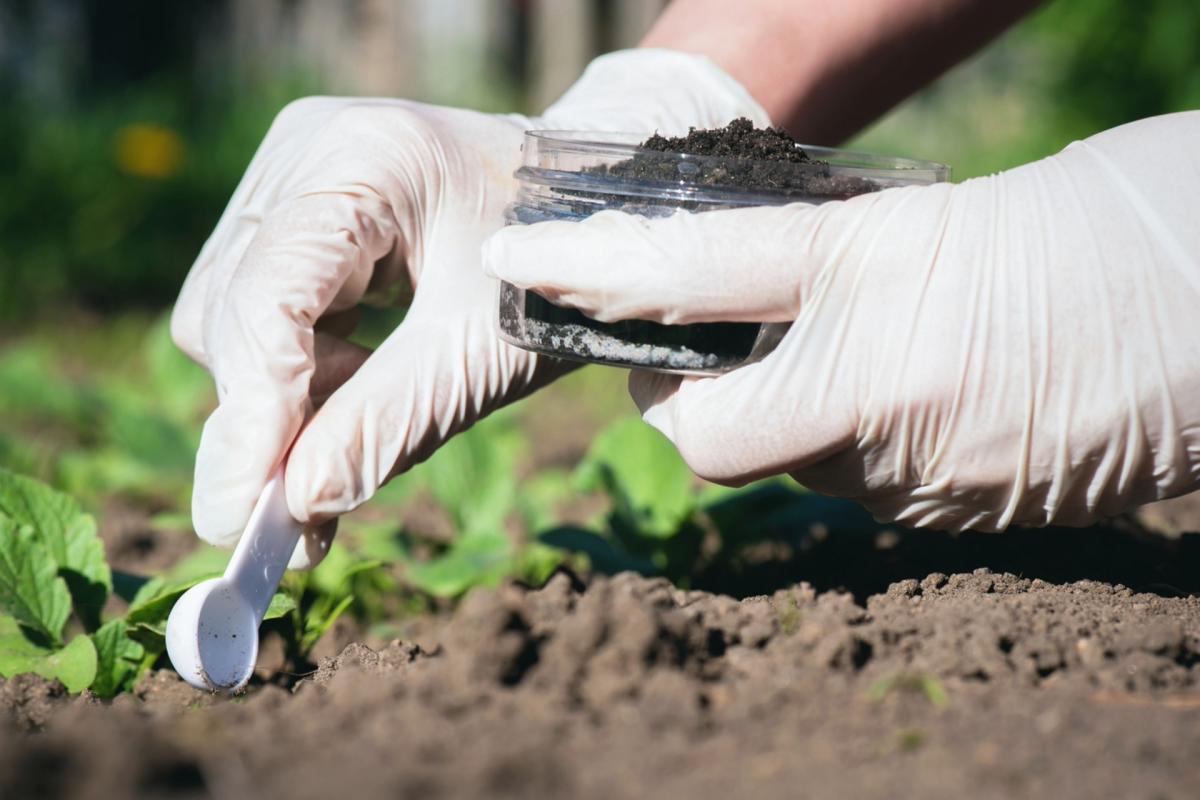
[{"xmin": 642, "ymin": 117, "xmax": 818, "ymax": 162}]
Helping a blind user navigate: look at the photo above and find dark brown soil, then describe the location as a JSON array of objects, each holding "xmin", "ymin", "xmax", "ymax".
[
  {"xmin": 642, "ymin": 117, "xmax": 817, "ymax": 163},
  {"xmin": 5, "ymin": 497, "xmax": 1200, "ymax": 799},
  {"xmin": 603, "ymin": 117, "xmax": 826, "ymax": 193},
  {"xmin": 593, "ymin": 117, "xmax": 875, "ymax": 198},
  {"xmin": 498, "ymin": 279, "xmax": 767, "ymax": 374},
  {"xmin": 99, "ymin": 500, "xmax": 198, "ymax": 576}
]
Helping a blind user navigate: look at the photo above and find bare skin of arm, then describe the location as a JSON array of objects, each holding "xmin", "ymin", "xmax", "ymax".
[{"xmin": 642, "ymin": 0, "xmax": 1045, "ymax": 144}]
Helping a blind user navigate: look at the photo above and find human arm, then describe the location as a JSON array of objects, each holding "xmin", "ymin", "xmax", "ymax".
[{"xmin": 643, "ymin": 0, "xmax": 1045, "ymax": 142}]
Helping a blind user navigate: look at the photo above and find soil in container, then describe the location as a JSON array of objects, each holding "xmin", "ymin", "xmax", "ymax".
[
  {"xmin": 594, "ymin": 118, "xmax": 880, "ymax": 200},
  {"xmin": 501, "ymin": 119, "xmax": 919, "ymax": 373}
]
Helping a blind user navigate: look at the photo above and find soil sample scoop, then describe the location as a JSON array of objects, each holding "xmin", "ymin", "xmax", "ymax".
[{"xmin": 166, "ymin": 467, "xmax": 300, "ymax": 692}]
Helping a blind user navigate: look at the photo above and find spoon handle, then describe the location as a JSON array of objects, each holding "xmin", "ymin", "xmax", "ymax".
[{"xmin": 223, "ymin": 466, "xmax": 302, "ymax": 620}]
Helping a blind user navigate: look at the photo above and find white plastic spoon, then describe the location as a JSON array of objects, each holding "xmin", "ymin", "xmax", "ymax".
[{"xmin": 166, "ymin": 466, "xmax": 300, "ymax": 693}]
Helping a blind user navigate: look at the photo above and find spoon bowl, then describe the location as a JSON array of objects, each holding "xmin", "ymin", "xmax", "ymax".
[
  {"xmin": 165, "ymin": 467, "xmax": 301, "ymax": 693},
  {"xmin": 166, "ymin": 578, "xmax": 260, "ymax": 692}
]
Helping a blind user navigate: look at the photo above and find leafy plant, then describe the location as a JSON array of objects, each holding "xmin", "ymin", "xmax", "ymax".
[
  {"xmin": 0, "ymin": 316, "xmax": 210, "ymax": 509},
  {"xmin": 341, "ymin": 411, "xmax": 824, "ymax": 598},
  {"xmin": 529, "ymin": 415, "xmax": 885, "ymax": 590},
  {"xmin": 0, "ymin": 468, "xmax": 290, "ymax": 697},
  {"xmin": 279, "ymin": 544, "xmax": 381, "ymax": 657},
  {"xmin": 869, "ymin": 672, "xmax": 951, "ymax": 709},
  {"xmin": 341, "ymin": 409, "xmax": 542, "ymax": 599}
]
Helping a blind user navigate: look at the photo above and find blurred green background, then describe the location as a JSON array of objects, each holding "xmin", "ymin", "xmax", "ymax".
[
  {"xmin": 1, "ymin": 0, "xmax": 1198, "ymax": 600},
  {"xmin": 4, "ymin": 0, "xmax": 1198, "ymax": 325}
]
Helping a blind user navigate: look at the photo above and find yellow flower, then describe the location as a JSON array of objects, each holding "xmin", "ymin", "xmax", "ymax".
[{"xmin": 113, "ymin": 123, "xmax": 186, "ymax": 180}]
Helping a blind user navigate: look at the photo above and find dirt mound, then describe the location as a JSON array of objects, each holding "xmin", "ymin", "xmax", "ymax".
[
  {"xmin": 639, "ymin": 117, "xmax": 816, "ymax": 163},
  {"xmin": 4, "ymin": 568, "xmax": 1200, "ymax": 799}
]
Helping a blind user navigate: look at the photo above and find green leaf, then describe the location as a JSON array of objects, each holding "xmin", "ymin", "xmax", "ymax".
[
  {"xmin": 868, "ymin": 672, "xmax": 951, "ymax": 710},
  {"xmin": 406, "ymin": 531, "xmax": 513, "ymax": 598},
  {"xmin": 0, "ymin": 616, "xmax": 98, "ymax": 693},
  {"xmin": 281, "ymin": 546, "xmax": 379, "ymax": 654},
  {"xmin": 126, "ymin": 574, "xmax": 217, "ymax": 629},
  {"xmin": 538, "ymin": 527, "xmax": 657, "ymax": 575},
  {"xmin": 89, "ymin": 619, "xmax": 145, "ymax": 698},
  {"xmin": 125, "ymin": 576, "xmax": 293, "ymax": 652},
  {"xmin": 575, "ymin": 417, "xmax": 696, "ymax": 539},
  {"xmin": 514, "ymin": 542, "xmax": 566, "ymax": 586},
  {"xmin": 111, "ymin": 569, "xmax": 153, "ymax": 604},
  {"xmin": 299, "ymin": 595, "xmax": 354, "ymax": 654},
  {"xmin": 421, "ymin": 412, "xmax": 526, "ymax": 537},
  {"xmin": 0, "ymin": 433, "xmax": 41, "ymax": 477},
  {"xmin": 342, "ymin": 519, "xmax": 411, "ymax": 564},
  {"xmin": 309, "ymin": 545, "xmax": 381, "ymax": 595},
  {"xmin": 517, "ymin": 468, "xmax": 575, "ymax": 533},
  {"xmin": 124, "ymin": 575, "xmax": 216, "ymax": 648},
  {"xmin": 0, "ymin": 467, "xmax": 111, "ymax": 629},
  {"xmin": 365, "ymin": 469, "xmax": 423, "ymax": 509},
  {"xmin": 147, "ymin": 510, "xmax": 194, "ymax": 532},
  {"xmin": 96, "ymin": 382, "xmax": 197, "ymax": 477},
  {"xmin": 704, "ymin": 483, "xmax": 875, "ymax": 545},
  {"xmin": 0, "ymin": 345, "xmax": 94, "ymax": 431},
  {"xmin": 143, "ymin": 313, "xmax": 214, "ymax": 424},
  {"xmin": 163, "ymin": 546, "xmax": 231, "ymax": 583},
  {"xmin": 263, "ymin": 592, "xmax": 296, "ymax": 621},
  {"xmin": 0, "ymin": 518, "xmax": 72, "ymax": 643}
]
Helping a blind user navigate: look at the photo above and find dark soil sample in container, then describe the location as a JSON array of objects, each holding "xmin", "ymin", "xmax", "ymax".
[
  {"xmin": 499, "ymin": 122, "xmax": 947, "ymax": 374},
  {"xmin": 590, "ymin": 118, "xmax": 879, "ymax": 201},
  {"xmin": 500, "ymin": 281, "xmax": 768, "ymax": 373},
  {"xmin": 597, "ymin": 117, "xmax": 824, "ymax": 192}
]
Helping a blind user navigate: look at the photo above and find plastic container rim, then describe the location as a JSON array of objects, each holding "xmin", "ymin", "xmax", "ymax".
[{"xmin": 522, "ymin": 129, "xmax": 951, "ymax": 182}]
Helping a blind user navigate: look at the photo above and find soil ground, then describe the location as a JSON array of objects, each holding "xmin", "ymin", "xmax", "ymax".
[{"xmin": 4, "ymin": 493, "xmax": 1200, "ymax": 799}]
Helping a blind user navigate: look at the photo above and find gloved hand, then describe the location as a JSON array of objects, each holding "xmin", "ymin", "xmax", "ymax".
[
  {"xmin": 171, "ymin": 49, "xmax": 770, "ymax": 567},
  {"xmin": 485, "ymin": 112, "xmax": 1200, "ymax": 531}
]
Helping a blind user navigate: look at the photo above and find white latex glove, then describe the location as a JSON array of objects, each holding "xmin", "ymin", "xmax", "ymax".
[
  {"xmin": 171, "ymin": 49, "xmax": 769, "ymax": 567},
  {"xmin": 485, "ymin": 112, "xmax": 1200, "ymax": 531}
]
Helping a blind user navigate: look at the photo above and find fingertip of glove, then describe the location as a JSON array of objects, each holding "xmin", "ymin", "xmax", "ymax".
[
  {"xmin": 286, "ymin": 519, "xmax": 337, "ymax": 571},
  {"xmin": 191, "ymin": 492, "xmax": 248, "ymax": 550},
  {"xmin": 284, "ymin": 427, "xmax": 363, "ymax": 527},
  {"xmin": 192, "ymin": 421, "xmax": 272, "ymax": 549},
  {"xmin": 479, "ymin": 228, "xmax": 510, "ymax": 279},
  {"xmin": 481, "ymin": 224, "xmax": 554, "ymax": 284}
]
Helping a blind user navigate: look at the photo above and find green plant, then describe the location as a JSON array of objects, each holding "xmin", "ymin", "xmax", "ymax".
[
  {"xmin": 0, "ymin": 315, "xmax": 211, "ymax": 509},
  {"xmin": 279, "ymin": 544, "xmax": 384, "ymax": 657},
  {"xmin": 0, "ymin": 71, "xmax": 326, "ymax": 323},
  {"xmin": 339, "ymin": 407, "xmax": 569, "ymax": 599},
  {"xmin": 897, "ymin": 728, "xmax": 927, "ymax": 752},
  {"xmin": 777, "ymin": 595, "xmax": 803, "ymax": 635},
  {"xmin": 536, "ymin": 416, "xmax": 846, "ymax": 585},
  {"xmin": 0, "ymin": 467, "xmax": 292, "ymax": 697},
  {"xmin": 868, "ymin": 672, "xmax": 951, "ymax": 709}
]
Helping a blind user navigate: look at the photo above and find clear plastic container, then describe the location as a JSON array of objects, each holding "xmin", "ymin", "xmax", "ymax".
[{"xmin": 498, "ymin": 131, "xmax": 950, "ymax": 374}]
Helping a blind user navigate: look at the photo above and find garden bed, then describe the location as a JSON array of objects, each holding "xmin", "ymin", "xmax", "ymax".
[
  {"xmin": 4, "ymin": 502, "xmax": 1200, "ymax": 800},
  {"xmin": 4, "ymin": 319, "xmax": 1200, "ymax": 799}
]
